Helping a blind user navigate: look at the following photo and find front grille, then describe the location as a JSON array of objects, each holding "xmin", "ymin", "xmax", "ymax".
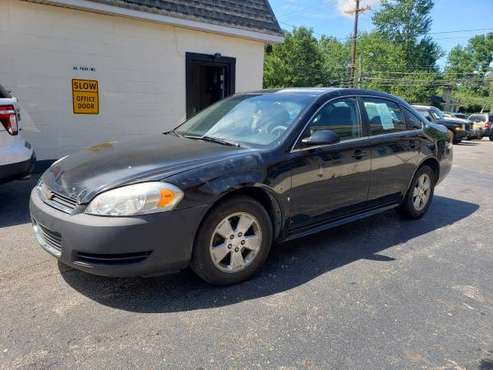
[
  {"xmin": 34, "ymin": 221, "xmax": 62, "ymax": 255},
  {"xmin": 74, "ymin": 251, "xmax": 152, "ymax": 266},
  {"xmin": 50, "ymin": 192, "xmax": 78, "ymax": 213},
  {"xmin": 38, "ymin": 182, "xmax": 78, "ymax": 214}
]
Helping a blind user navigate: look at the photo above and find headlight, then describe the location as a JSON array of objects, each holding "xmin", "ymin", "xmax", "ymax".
[{"xmin": 85, "ymin": 182, "xmax": 184, "ymax": 216}]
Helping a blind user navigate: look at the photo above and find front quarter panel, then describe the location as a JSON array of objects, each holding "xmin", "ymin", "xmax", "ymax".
[
  {"xmin": 165, "ymin": 150, "xmax": 292, "ymax": 238},
  {"xmin": 422, "ymin": 122, "xmax": 453, "ymax": 183}
]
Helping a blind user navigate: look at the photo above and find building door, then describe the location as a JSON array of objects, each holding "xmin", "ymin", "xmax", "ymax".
[{"xmin": 186, "ymin": 52, "xmax": 236, "ymax": 118}]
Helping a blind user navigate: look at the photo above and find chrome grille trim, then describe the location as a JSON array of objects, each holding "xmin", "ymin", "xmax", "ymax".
[
  {"xmin": 38, "ymin": 182, "xmax": 78, "ymax": 214},
  {"xmin": 33, "ymin": 220, "xmax": 62, "ymax": 257}
]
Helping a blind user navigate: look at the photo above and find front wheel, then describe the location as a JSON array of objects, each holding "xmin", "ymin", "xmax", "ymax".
[
  {"xmin": 398, "ymin": 165, "xmax": 435, "ymax": 219},
  {"xmin": 191, "ymin": 196, "xmax": 273, "ymax": 285}
]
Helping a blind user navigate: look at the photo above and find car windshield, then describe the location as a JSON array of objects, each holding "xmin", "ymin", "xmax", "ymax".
[
  {"xmin": 175, "ymin": 94, "xmax": 316, "ymax": 146},
  {"xmin": 430, "ymin": 107, "xmax": 444, "ymax": 120}
]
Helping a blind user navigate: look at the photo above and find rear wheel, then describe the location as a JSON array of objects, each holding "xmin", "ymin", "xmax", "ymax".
[
  {"xmin": 398, "ymin": 165, "xmax": 435, "ymax": 219},
  {"xmin": 191, "ymin": 196, "xmax": 273, "ymax": 285}
]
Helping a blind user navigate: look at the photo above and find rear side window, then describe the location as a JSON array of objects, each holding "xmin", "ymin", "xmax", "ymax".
[
  {"xmin": 0, "ymin": 84, "xmax": 11, "ymax": 98},
  {"xmin": 362, "ymin": 98, "xmax": 406, "ymax": 135},
  {"xmin": 306, "ymin": 97, "xmax": 362, "ymax": 141}
]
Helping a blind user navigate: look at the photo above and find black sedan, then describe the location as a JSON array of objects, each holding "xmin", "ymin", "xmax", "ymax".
[
  {"xmin": 412, "ymin": 105, "xmax": 470, "ymax": 143},
  {"xmin": 30, "ymin": 88, "xmax": 452, "ymax": 285}
]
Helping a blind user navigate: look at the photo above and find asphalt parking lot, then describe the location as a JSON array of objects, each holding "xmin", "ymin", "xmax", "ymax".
[{"xmin": 1, "ymin": 140, "xmax": 492, "ymax": 370}]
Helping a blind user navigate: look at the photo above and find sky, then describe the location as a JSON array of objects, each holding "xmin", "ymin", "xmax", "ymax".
[{"xmin": 268, "ymin": 0, "xmax": 493, "ymax": 68}]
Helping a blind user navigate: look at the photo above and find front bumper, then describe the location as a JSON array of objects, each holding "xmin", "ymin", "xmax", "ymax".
[
  {"xmin": 453, "ymin": 129, "xmax": 466, "ymax": 141},
  {"xmin": 30, "ymin": 188, "xmax": 208, "ymax": 277},
  {"xmin": 465, "ymin": 129, "xmax": 482, "ymax": 139},
  {"xmin": 0, "ymin": 153, "xmax": 35, "ymax": 183}
]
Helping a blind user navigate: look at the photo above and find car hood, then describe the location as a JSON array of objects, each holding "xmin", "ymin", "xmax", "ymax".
[
  {"xmin": 442, "ymin": 117, "xmax": 470, "ymax": 124},
  {"xmin": 436, "ymin": 118, "xmax": 464, "ymax": 127},
  {"xmin": 41, "ymin": 134, "xmax": 251, "ymax": 203}
]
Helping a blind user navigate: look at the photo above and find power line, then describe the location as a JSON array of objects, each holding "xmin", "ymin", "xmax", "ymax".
[
  {"xmin": 277, "ymin": 19, "xmax": 493, "ymax": 39},
  {"xmin": 429, "ymin": 28, "xmax": 493, "ymax": 35}
]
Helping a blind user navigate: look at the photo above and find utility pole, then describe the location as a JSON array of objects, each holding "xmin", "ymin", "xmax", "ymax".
[{"xmin": 345, "ymin": 0, "xmax": 370, "ymax": 87}]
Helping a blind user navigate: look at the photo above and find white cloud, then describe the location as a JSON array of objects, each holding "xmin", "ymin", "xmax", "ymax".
[{"xmin": 336, "ymin": 0, "xmax": 380, "ymax": 17}]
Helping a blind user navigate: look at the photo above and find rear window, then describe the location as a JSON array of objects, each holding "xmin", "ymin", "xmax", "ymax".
[
  {"xmin": 0, "ymin": 84, "xmax": 11, "ymax": 98},
  {"xmin": 469, "ymin": 114, "xmax": 486, "ymax": 122}
]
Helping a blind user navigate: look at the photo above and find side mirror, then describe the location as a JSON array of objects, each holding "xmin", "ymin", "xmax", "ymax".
[{"xmin": 301, "ymin": 129, "xmax": 340, "ymax": 146}]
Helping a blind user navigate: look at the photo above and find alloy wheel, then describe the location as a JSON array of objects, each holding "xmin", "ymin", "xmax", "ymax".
[
  {"xmin": 412, "ymin": 173, "xmax": 432, "ymax": 211},
  {"xmin": 209, "ymin": 212, "xmax": 262, "ymax": 273}
]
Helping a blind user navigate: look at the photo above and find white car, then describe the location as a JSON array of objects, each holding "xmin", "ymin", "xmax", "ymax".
[
  {"xmin": 468, "ymin": 113, "xmax": 493, "ymax": 140},
  {"xmin": 0, "ymin": 84, "xmax": 35, "ymax": 183}
]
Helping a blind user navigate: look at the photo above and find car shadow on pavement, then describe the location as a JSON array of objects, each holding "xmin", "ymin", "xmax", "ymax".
[
  {"xmin": 0, "ymin": 175, "xmax": 39, "ymax": 228},
  {"xmin": 61, "ymin": 195, "xmax": 479, "ymax": 313}
]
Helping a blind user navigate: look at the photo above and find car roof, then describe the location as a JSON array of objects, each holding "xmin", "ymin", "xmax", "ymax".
[
  {"xmin": 412, "ymin": 104, "xmax": 431, "ymax": 110},
  {"xmin": 245, "ymin": 87, "xmax": 405, "ymax": 101}
]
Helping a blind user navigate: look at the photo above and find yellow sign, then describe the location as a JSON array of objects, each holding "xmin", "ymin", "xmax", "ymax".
[{"xmin": 72, "ymin": 79, "xmax": 99, "ymax": 114}]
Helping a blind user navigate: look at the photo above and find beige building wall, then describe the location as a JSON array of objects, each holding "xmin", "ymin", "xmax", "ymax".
[{"xmin": 0, "ymin": 0, "xmax": 266, "ymax": 159}]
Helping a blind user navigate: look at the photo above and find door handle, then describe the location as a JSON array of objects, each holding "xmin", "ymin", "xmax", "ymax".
[
  {"xmin": 352, "ymin": 150, "xmax": 367, "ymax": 160},
  {"xmin": 409, "ymin": 140, "xmax": 417, "ymax": 149}
]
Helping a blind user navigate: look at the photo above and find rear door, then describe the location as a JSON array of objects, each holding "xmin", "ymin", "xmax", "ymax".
[
  {"xmin": 360, "ymin": 97, "xmax": 421, "ymax": 203},
  {"xmin": 287, "ymin": 96, "xmax": 372, "ymax": 230}
]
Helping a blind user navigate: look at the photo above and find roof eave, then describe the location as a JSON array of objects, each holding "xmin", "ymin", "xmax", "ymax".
[{"xmin": 23, "ymin": 0, "xmax": 284, "ymax": 44}]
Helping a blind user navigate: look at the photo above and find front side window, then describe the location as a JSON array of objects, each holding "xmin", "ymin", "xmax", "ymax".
[
  {"xmin": 175, "ymin": 94, "xmax": 316, "ymax": 146},
  {"xmin": 405, "ymin": 110, "xmax": 424, "ymax": 130},
  {"xmin": 363, "ymin": 98, "xmax": 406, "ymax": 135},
  {"xmin": 302, "ymin": 98, "xmax": 362, "ymax": 141}
]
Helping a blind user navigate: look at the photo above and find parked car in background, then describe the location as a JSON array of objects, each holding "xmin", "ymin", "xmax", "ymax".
[
  {"xmin": 0, "ymin": 84, "xmax": 35, "ymax": 183},
  {"xmin": 468, "ymin": 113, "xmax": 492, "ymax": 140},
  {"xmin": 444, "ymin": 112, "xmax": 467, "ymax": 120},
  {"xmin": 412, "ymin": 105, "xmax": 472, "ymax": 143},
  {"xmin": 31, "ymin": 88, "xmax": 452, "ymax": 285}
]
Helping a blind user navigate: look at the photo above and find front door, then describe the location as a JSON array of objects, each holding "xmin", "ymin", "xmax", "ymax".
[
  {"xmin": 186, "ymin": 53, "xmax": 236, "ymax": 118},
  {"xmin": 287, "ymin": 97, "xmax": 371, "ymax": 231}
]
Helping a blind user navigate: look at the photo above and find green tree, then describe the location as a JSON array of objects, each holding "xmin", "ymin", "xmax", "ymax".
[
  {"xmin": 318, "ymin": 36, "xmax": 350, "ymax": 86},
  {"xmin": 264, "ymin": 27, "xmax": 324, "ymax": 88},
  {"xmin": 445, "ymin": 33, "xmax": 493, "ymax": 110},
  {"xmin": 372, "ymin": 0, "xmax": 441, "ymax": 70},
  {"xmin": 355, "ymin": 32, "xmax": 440, "ymax": 103}
]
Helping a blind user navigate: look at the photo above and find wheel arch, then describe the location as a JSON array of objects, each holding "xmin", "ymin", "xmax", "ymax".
[
  {"xmin": 419, "ymin": 157, "xmax": 440, "ymax": 183},
  {"xmin": 195, "ymin": 186, "xmax": 284, "ymax": 245},
  {"xmin": 403, "ymin": 157, "xmax": 440, "ymax": 198}
]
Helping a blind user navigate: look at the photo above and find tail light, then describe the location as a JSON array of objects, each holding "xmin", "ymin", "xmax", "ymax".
[
  {"xmin": 0, "ymin": 104, "xmax": 18, "ymax": 135},
  {"xmin": 486, "ymin": 121, "xmax": 491, "ymax": 129}
]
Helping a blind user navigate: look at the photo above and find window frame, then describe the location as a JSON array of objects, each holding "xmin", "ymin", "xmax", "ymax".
[
  {"xmin": 359, "ymin": 97, "xmax": 408, "ymax": 136},
  {"xmin": 291, "ymin": 95, "xmax": 365, "ymax": 151}
]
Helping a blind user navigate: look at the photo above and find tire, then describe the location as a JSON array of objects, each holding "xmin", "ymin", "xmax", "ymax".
[
  {"xmin": 191, "ymin": 196, "xmax": 273, "ymax": 285},
  {"xmin": 489, "ymin": 136, "xmax": 493, "ymax": 141},
  {"xmin": 397, "ymin": 165, "xmax": 436, "ymax": 219}
]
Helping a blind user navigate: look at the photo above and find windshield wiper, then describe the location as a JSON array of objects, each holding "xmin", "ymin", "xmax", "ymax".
[
  {"xmin": 200, "ymin": 135, "xmax": 240, "ymax": 147},
  {"xmin": 182, "ymin": 134, "xmax": 240, "ymax": 147},
  {"xmin": 163, "ymin": 129, "xmax": 182, "ymax": 137}
]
